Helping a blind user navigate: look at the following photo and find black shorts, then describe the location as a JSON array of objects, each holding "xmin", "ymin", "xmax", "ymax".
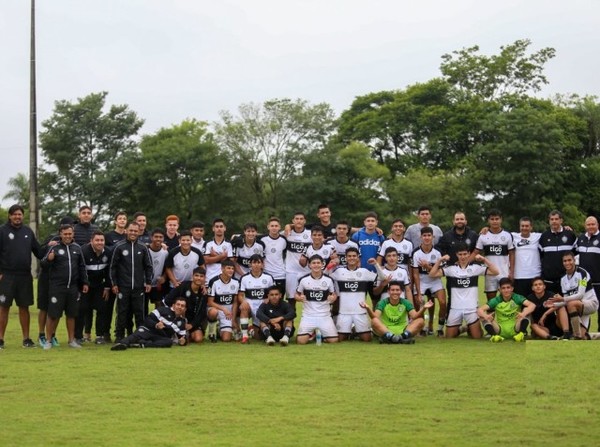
[
  {"xmin": 37, "ymin": 272, "xmax": 50, "ymax": 311},
  {"xmin": 47, "ymin": 286, "xmax": 80, "ymax": 319},
  {"xmin": 274, "ymin": 279, "xmax": 286, "ymax": 295},
  {"xmin": 0, "ymin": 272, "xmax": 34, "ymax": 307}
]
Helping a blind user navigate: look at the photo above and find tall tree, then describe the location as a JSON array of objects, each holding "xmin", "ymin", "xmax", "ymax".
[
  {"xmin": 3, "ymin": 173, "xmax": 30, "ymax": 209},
  {"xmin": 38, "ymin": 91, "xmax": 144, "ymax": 223}
]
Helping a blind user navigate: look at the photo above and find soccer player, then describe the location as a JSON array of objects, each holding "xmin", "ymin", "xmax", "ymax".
[
  {"xmin": 546, "ymin": 252, "xmax": 599, "ymax": 339},
  {"xmin": 164, "ymin": 267, "xmax": 208, "ymax": 343},
  {"xmin": 404, "ymin": 206, "xmax": 444, "ymax": 248},
  {"xmin": 575, "ymin": 216, "xmax": 600, "ymax": 329},
  {"xmin": 190, "ymin": 221, "xmax": 206, "ymax": 253},
  {"xmin": 295, "ymin": 255, "xmax": 338, "ymax": 344},
  {"xmin": 351, "ymin": 212, "xmax": 385, "ymax": 272},
  {"xmin": 429, "ymin": 243, "xmax": 499, "ymax": 338},
  {"xmin": 133, "ymin": 211, "xmax": 151, "ymax": 246},
  {"xmin": 41, "ymin": 224, "xmax": 89, "ymax": 349},
  {"xmin": 0, "ymin": 204, "xmax": 43, "ymax": 349},
  {"xmin": 511, "ymin": 217, "xmax": 542, "ymax": 297},
  {"xmin": 306, "ymin": 204, "xmax": 336, "ymax": 238},
  {"xmin": 256, "ymin": 285, "xmax": 296, "ymax": 346},
  {"xmin": 472, "ymin": 209, "xmax": 514, "ymax": 300},
  {"xmin": 330, "ymin": 247, "xmax": 377, "ymax": 341},
  {"xmin": 146, "ymin": 228, "xmax": 169, "ymax": 311},
  {"xmin": 259, "ymin": 217, "xmax": 287, "ymax": 293},
  {"xmin": 539, "ymin": 210, "xmax": 577, "ymax": 294},
  {"xmin": 377, "ymin": 218, "xmax": 413, "ymax": 273},
  {"xmin": 411, "ymin": 227, "xmax": 447, "ymax": 336},
  {"xmin": 361, "ymin": 281, "xmax": 433, "ymax": 344},
  {"xmin": 477, "ymin": 277, "xmax": 536, "ymax": 342},
  {"xmin": 164, "ymin": 230, "xmax": 205, "ymax": 288},
  {"xmin": 232, "ymin": 222, "xmax": 265, "ymax": 277},
  {"xmin": 105, "ymin": 211, "xmax": 128, "ymax": 247},
  {"xmin": 284, "ymin": 212, "xmax": 312, "ymax": 309},
  {"xmin": 111, "ymin": 298, "xmax": 188, "ymax": 350},
  {"xmin": 528, "ymin": 277, "xmax": 567, "ymax": 340},
  {"xmin": 327, "ymin": 220, "xmax": 358, "ymax": 267},
  {"xmin": 206, "ymin": 260, "xmax": 240, "ymax": 342},
  {"xmin": 300, "ymin": 226, "xmax": 336, "ymax": 269},
  {"xmin": 163, "ymin": 215, "xmax": 181, "ymax": 251},
  {"xmin": 370, "ymin": 247, "xmax": 413, "ymax": 306},
  {"xmin": 109, "ymin": 222, "xmax": 153, "ymax": 343},
  {"xmin": 238, "ymin": 254, "xmax": 275, "ymax": 342},
  {"xmin": 204, "ymin": 218, "xmax": 235, "ymax": 282}
]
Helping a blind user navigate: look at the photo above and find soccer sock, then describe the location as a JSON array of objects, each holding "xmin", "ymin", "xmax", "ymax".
[
  {"xmin": 518, "ymin": 319, "xmax": 529, "ymax": 333},
  {"xmin": 384, "ymin": 332, "xmax": 393, "ymax": 340},
  {"xmin": 240, "ymin": 318, "xmax": 249, "ymax": 337},
  {"xmin": 207, "ymin": 321, "xmax": 217, "ymax": 336},
  {"xmin": 568, "ymin": 312, "xmax": 581, "ymax": 337},
  {"xmin": 438, "ymin": 319, "xmax": 445, "ymax": 331},
  {"xmin": 38, "ymin": 332, "xmax": 45, "ymax": 338},
  {"xmin": 284, "ymin": 327, "xmax": 292, "ymax": 337},
  {"xmin": 262, "ymin": 327, "xmax": 271, "ymax": 338},
  {"xmin": 483, "ymin": 323, "xmax": 496, "ymax": 336},
  {"xmin": 402, "ymin": 330, "xmax": 411, "ymax": 339}
]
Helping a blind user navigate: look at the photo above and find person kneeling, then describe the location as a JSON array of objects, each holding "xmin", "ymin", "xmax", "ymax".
[
  {"xmin": 256, "ymin": 286, "xmax": 296, "ymax": 346},
  {"xmin": 111, "ymin": 298, "xmax": 188, "ymax": 350},
  {"xmin": 362, "ymin": 281, "xmax": 433, "ymax": 344},
  {"xmin": 477, "ymin": 277, "xmax": 535, "ymax": 342}
]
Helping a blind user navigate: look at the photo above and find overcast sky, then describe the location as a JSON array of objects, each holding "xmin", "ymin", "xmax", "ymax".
[{"xmin": 1, "ymin": 0, "xmax": 599, "ymax": 205}]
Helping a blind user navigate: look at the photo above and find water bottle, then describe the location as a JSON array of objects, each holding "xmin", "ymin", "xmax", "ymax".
[{"xmin": 315, "ymin": 329, "xmax": 322, "ymax": 346}]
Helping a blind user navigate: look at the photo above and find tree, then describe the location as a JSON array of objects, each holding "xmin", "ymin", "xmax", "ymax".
[
  {"xmin": 3, "ymin": 173, "xmax": 30, "ymax": 209},
  {"xmin": 38, "ymin": 91, "xmax": 144, "ymax": 225},
  {"xmin": 214, "ymin": 98, "xmax": 336, "ymax": 218}
]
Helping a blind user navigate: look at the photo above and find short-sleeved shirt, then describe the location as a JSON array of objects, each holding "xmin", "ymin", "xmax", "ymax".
[
  {"xmin": 327, "ymin": 238, "xmax": 359, "ymax": 267},
  {"xmin": 512, "ymin": 232, "xmax": 541, "ymax": 279},
  {"xmin": 330, "ymin": 267, "xmax": 377, "ymax": 314},
  {"xmin": 378, "ymin": 238, "xmax": 413, "ymax": 273},
  {"xmin": 486, "ymin": 293, "xmax": 527, "ymax": 325},
  {"xmin": 375, "ymin": 266, "xmax": 411, "ymax": 300},
  {"xmin": 239, "ymin": 272, "xmax": 275, "ymax": 300},
  {"xmin": 165, "ymin": 246, "xmax": 205, "ymax": 287},
  {"xmin": 296, "ymin": 273, "xmax": 335, "ymax": 318},
  {"xmin": 260, "ymin": 234, "xmax": 287, "ymax": 280},
  {"xmin": 442, "ymin": 263, "xmax": 488, "ymax": 310},
  {"xmin": 375, "ymin": 298, "xmax": 414, "ymax": 333},
  {"xmin": 208, "ymin": 275, "xmax": 240, "ymax": 306},
  {"xmin": 475, "ymin": 230, "xmax": 514, "ymax": 277},
  {"xmin": 285, "ymin": 229, "xmax": 312, "ymax": 275},
  {"xmin": 204, "ymin": 239, "xmax": 234, "ymax": 281}
]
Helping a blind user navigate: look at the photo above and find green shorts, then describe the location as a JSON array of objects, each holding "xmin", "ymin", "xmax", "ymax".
[{"xmin": 498, "ymin": 321, "xmax": 518, "ymax": 338}]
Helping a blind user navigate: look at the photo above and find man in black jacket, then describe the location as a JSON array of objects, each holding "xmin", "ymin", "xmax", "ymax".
[
  {"xmin": 0, "ymin": 204, "xmax": 43, "ymax": 349},
  {"xmin": 256, "ymin": 285, "xmax": 295, "ymax": 346},
  {"xmin": 109, "ymin": 222, "xmax": 153, "ymax": 343},
  {"xmin": 73, "ymin": 205, "xmax": 98, "ymax": 247},
  {"xmin": 111, "ymin": 298, "xmax": 188, "ymax": 350}
]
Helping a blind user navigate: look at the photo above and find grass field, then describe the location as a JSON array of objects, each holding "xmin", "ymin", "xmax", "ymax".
[{"xmin": 1, "ymin": 303, "xmax": 599, "ymax": 447}]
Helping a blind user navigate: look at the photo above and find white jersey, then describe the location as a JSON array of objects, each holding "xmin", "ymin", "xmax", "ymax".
[
  {"xmin": 442, "ymin": 263, "xmax": 488, "ymax": 310},
  {"xmin": 285, "ymin": 229, "xmax": 312, "ymax": 275},
  {"xmin": 165, "ymin": 246, "xmax": 204, "ymax": 287},
  {"xmin": 302, "ymin": 243, "xmax": 335, "ymax": 269},
  {"xmin": 207, "ymin": 275, "xmax": 239, "ymax": 306},
  {"xmin": 327, "ymin": 238, "xmax": 359, "ymax": 267},
  {"xmin": 296, "ymin": 273, "xmax": 336, "ymax": 318},
  {"xmin": 475, "ymin": 230, "xmax": 514, "ymax": 278},
  {"xmin": 512, "ymin": 232, "xmax": 542, "ymax": 279},
  {"xmin": 233, "ymin": 240, "xmax": 265, "ymax": 276},
  {"xmin": 191, "ymin": 238, "xmax": 206, "ymax": 254},
  {"xmin": 260, "ymin": 234, "xmax": 287, "ymax": 280},
  {"xmin": 148, "ymin": 247, "xmax": 168, "ymax": 287},
  {"xmin": 561, "ymin": 267, "xmax": 597, "ymax": 303},
  {"xmin": 204, "ymin": 239, "xmax": 234, "ymax": 281},
  {"xmin": 411, "ymin": 246, "xmax": 443, "ymax": 291},
  {"xmin": 330, "ymin": 267, "xmax": 377, "ymax": 314},
  {"xmin": 239, "ymin": 272, "xmax": 275, "ymax": 301},
  {"xmin": 376, "ymin": 266, "xmax": 411, "ymax": 300},
  {"xmin": 378, "ymin": 238, "xmax": 413, "ymax": 272}
]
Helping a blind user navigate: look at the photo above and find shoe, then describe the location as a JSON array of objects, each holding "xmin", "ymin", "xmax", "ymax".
[
  {"xmin": 22, "ymin": 338, "xmax": 36, "ymax": 348},
  {"xmin": 420, "ymin": 329, "xmax": 427, "ymax": 337},
  {"xmin": 266, "ymin": 336, "xmax": 276, "ymax": 346},
  {"xmin": 280, "ymin": 335, "xmax": 289, "ymax": 346},
  {"xmin": 68, "ymin": 340, "xmax": 82, "ymax": 349},
  {"xmin": 241, "ymin": 335, "xmax": 249, "ymax": 344},
  {"xmin": 436, "ymin": 329, "xmax": 444, "ymax": 337},
  {"xmin": 399, "ymin": 337, "xmax": 416, "ymax": 345},
  {"xmin": 51, "ymin": 336, "xmax": 60, "ymax": 347},
  {"xmin": 83, "ymin": 336, "xmax": 92, "ymax": 343},
  {"xmin": 208, "ymin": 334, "xmax": 217, "ymax": 343},
  {"xmin": 248, "ymin": 328, "xmax": 255, "ymax": 338},
  {"xmin": 0, "ymin": 339, "xmax": 4, "ymax": 349},
  {"xmin": 549, "ymin": 335, "xmax": 560, "ymax": 340},
  {"xmin": 103, "ymin": 335, "xmax": 113, "ymax": 344},
  {"xmin": 38, "ymin": 335, "xmax": 48, "ymax": 348},
  {"xmin": 76, "ymin": 338, "xmax": 85, "ymax": 345},
  {"xmin": 490, "ymin": 335, "xmax": 504, "ymax": 343},
  {"xmin": 110, "ymin": 343, "xmax": 127, "ymax": 351},
  {"xmin": 94, "ymin": 336, "xmax": 106, "ymax": 345},
  {"xmin": 513, "ymin": 332, "xmax": 525, "ymax": 342},
  {"xmin": 43, "ymin": 341, "xmax": 52, "ymax": 350},
  {"xmin": 427, "ymin": 329, "xmax": 434, "ymax": 336}
]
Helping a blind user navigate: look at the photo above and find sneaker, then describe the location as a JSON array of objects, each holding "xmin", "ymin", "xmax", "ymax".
[
  {"xmin": 436, "ymin": 329, "xmax": 444, "ymax": 337},
  {"xmin": 241, "ymin": 335, "xmax": 249, "ymax": 344},
  {"xmin": 513, "ymin": 332, "xmax": 525, "ymax": 342},
  {"xmin": 0, "ymin": 339, "xmax": 4, "ymax": 349},
  {"xmin": 51, "ymin": 336, "xmax": 60, "ymax": 347},
  {"xmin": 280, "ymin": 335, "xmax": 289, "ymax": 346},
  {"xmin": 110, "ymin": 343, "xmax": 127, "ymax": 351},
  {"xmin": 490, "ymin": 335, "xmax": 504, "ymax": 343},
  {"xmin": 208, "ymin": 334, "xmax": 217, "ymax": 344},
  {"xmin": 38, "ymin": 335, "xmax": 48, "ymax": 348},
  {"xmin": 83, "ymin": 336, "xmax": 92, "ymax": 343},
  {"xmin": 248, "ymin": 328, "xmax": 255, "ymax": 338},
  {"xmin": 420, "ymin": 329, "xmax": 427, "ymax": 337},
  {"xmin": 549, "ymin": 335, "xmax": 560, "ymax": 340},
  {"xmin": 427, "ymin": 329, "xmax": 434, "ymax": 336},
  {"xmin": 399, "ymin": 337, "xmax": 416, "ymax": 345},
  {"xmin": 76, "ymin": 338, "xmax": 86, "ymax": 345},
  {"xmin": 266, "ymin": 336, "xmax": 276, "ymax": 346},
  {"xmin": 43, "ymin": 341, "xmax": 52, "ymax": 350},
  {"xmin": 94, "ymin": 336, "xmax": 106, "ymax": 345},
  {"xmin": 68, "ymin": 340, "xmax": 82, "ymax": 349},
  {"xmin": 22, "ymin": 338, "xmax": 36, "ymax": 348}
]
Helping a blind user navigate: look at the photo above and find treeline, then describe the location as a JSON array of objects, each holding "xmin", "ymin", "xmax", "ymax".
[{"xmin": 6, "ymin": 39, "xmax": 600, "ymax": 238}]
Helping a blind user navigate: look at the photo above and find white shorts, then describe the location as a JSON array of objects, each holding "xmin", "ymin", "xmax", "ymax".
[
  {"xmin": 484, "ymin": 275, "xmax": 500, "ymax": 293},
  {"xmin": 447, "ymin": 308, "xmax": 479, "ymax": 327},
  {"xmin": 417, "ymin": 277, "xmax": 444, "ymax": 296},
  {"xmin": 298, "ymin": 315, "xmax": 338, "ymax": 338},
  {"xmin": 246, "ymin": 299, "xmax": 263, "ymax": 324},
  {"xmin": 582, "ymin": 297, "xmax": 599, "ymax": 316},
  {"xmin": 285, "ymin": 273, "xmax": 299, "ymax": 300},
  {"xmin": 217, "ymin": 306, "xmax": 233, "ymax": 332},
  {"xmin": 336, "ymin": 313, "xmax": 370, "ymax": 334}
]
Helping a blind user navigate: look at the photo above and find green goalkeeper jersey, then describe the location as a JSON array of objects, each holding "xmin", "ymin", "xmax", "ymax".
[
  {"xmin": 487, "ymin": 293, "xmax": 527, "ymax": 325},
  {"xmin": 376, "ymin": 298, "xmax": 414, "ymax": 332}
]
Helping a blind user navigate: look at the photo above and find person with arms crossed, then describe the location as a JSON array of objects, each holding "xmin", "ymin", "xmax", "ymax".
[
  {"xmin": 204, "ymin": 218, "xmax": 235, "ymax": 282},
  {"xmin": 238, "ymin": 254, "xmax": 275, "ymax": 343},
  {"xmin": 232, "ymin": 222, "xmax": 265, "ymax": 278},
  {"xmin": 539, "ymin": 210, "xmax": 577, "ymax": 294}
]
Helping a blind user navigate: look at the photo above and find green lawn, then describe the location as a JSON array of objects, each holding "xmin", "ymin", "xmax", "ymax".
[{"xmin": 1, "ymin": 305, "xmax": 599, "ymax": 447}]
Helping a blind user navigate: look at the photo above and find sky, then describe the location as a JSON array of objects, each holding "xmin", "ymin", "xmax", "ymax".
[{"xmin": 1, "ymin": 0, "xmax": 599, "ymax": 205}]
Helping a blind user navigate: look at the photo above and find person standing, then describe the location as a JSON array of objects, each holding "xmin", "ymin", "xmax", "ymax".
[
  {"xmin": 575, "ymin": 216, "xmax": 600, "ymax": 329},
  {"xmin": 404, "ymin": 206, "xmax": 443, "ymax": 248},
  {"xmin": 0, "ymin": 204, "xmax": 42, "ymax": 349},
  {"xmin": 73, "ymin": 205, "xmax": 98, "ymax": 246},
  {"xmin": 109, "ymin": 222, "xmax": 153, "ymax": 343},
  {"xmin": 539, "ymin": 210, "xmax": 577, "ymax": 294}
]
